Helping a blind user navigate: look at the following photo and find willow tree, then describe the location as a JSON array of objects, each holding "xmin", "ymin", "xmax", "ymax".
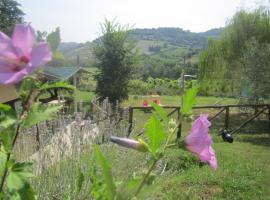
[
  {"xmin": 94, "ymin": 20, "xmax": 136, "ymax": 104},
  {"xmin": 199, "ymin": 7, "xmax": 270, "ymax": 102}
]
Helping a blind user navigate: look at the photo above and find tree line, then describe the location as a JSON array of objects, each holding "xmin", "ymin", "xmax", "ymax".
[{"xmin": 199, "ymin": 7, "xmax": 270, "ymax": 103}]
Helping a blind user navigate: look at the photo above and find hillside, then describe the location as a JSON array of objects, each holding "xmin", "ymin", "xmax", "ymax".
[
  {"xmin": 130, "ymin": 27, "xmax": 221, "ymax": 49},
  {"xmin": 59, "ymin": 27, "xmax": 222, "ymax": 78}
]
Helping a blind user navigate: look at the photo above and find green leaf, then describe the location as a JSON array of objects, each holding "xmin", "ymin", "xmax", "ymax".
[
  {"xmin": 7, "ymin": 162, "xmax": 33, "ymax": 190},
  {"xmin": 127, "ymin": 173, "xmax": 141, "ymax": 192},
  {"xmin": 181, "ymin": 87, "xmax": 198, "ymax": 115},
  {"xmin": 75, "ymin": 167, "xmax": 85, "ymax": 199},
  {"xmin": 0, "ymin": 117, "xmax": 17, "ymax": 129},
  {"xmin": 150, "ymin": 103, "xmax": 169, "ymax": 123},
  {"xmin": 0, "ymin": 148, "xmax": 7, "ymax": 178},
  {"xmin": 1, "ymin": 129, "xmax": 16, "ymax": 152},
  {"xmin": 0, "ymin": 103, "xmax": 17, "ymax": 129},
  {"xmin": 144, "ymin": 114, "xmax": 167, "ymax": 157},
  {"xmin": 0, "ymin": 103, "xmax": 12, "ymax": 113},
  {"xmin": 39, "ymin": 81, "xmax": 74, "ymax": 93},
  {"xmin": 19, "ymin": 77, "xmax": 40, "ymax": 103},
  {"xmin": 7, "ymin": 171, "xmax": 26, "ymax": 190},
  {"xmin": 95, "ymin": 145, "xmax": 116, "ymax": 200},
  {"xmin": 17, "ymin": 183, "xmax": 36, "ymax": 200},
  {"xmin": 22, "ymin": 103, "xmax": 62, "ymax": 128},
  {"xmin": 12, "ymin": 162, "xmax": 33, "ymax": 174}
]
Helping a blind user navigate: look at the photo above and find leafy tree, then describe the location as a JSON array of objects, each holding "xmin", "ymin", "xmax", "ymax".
[
  {"xmin": 241, "ymin": 38, "xmax": 270, "ymax": 103},
  {"xmin": 46, "ymin": 27, "xmax": 65, "ymax": 66},
  {"xmin": 94, "ymin": 20, "xmax": 136, "ymax": 104},
  {"xmin": 46, "ymin": 27, "xmax": 61, "ymax": 52},
  {"xmin": 0, "ymin": 0, "xmax": 24, "ymax": 35},
  {"xmin": 199, "ymin": 7, "xmax": 270, "ymax": 102},
  {"xmin": 36, "ymin": 30, "xmax": 47, "ymax": 42}
]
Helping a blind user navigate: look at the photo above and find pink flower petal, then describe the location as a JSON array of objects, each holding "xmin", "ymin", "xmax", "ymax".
[
  {"xmin": 29, "ymin": 42, "xmax": 52, "ymax": 68},
  {"xmin": 0, "ymin": 66, "xmax": 32, "ymax": 84},
  {"xmin": 12, "ymin": 24, "xmax": 36, "ymax": 57},
  {"xmin": 0, "ymin": 32, "xmax": 18, "ymax": 59},
  {"xmin": 0, "ymin": 24, "xmax": 52, "ymax": 84},
  {"xmin": 0, "ymin": 59, "xmax": 14, "ymax": 73},
  {"xmin": 185, "ymin": 114, "xmax": 218, "ymax": 171},
  {"xmin": 209, "ymin": 146, "xmax": 218, "ymax": 170}
]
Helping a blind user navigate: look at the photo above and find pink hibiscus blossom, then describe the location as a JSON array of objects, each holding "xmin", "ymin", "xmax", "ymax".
[
  {"xmin": 185, "ymin": 114, "xmax": 218, "ymax": 170},
  {"xmin": 0, "ymin": 24, "xmax": 52, "ymax": 84}
]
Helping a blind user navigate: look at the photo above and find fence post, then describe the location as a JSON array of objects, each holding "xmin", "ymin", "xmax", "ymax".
[
  {"xmin": 268, "ymin": 106, "xmax": 270, "ymax": 134},
  {"xmin": 176, "ymin": 107, "xmax": 181, "ymax": 139},
  {"xmin": 35, "ymin": 124, "xmax": 40, "ymax": 151},
  {"xmin": 225, "ymin": 106, "xmax": 229, "ymax": 130},
  {"xmin": 127, "ymin": 107, "xmax": 133, "ymax": 137}
]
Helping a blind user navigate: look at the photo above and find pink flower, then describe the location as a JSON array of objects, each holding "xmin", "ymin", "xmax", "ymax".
[
  {"xmin": 185, "ymin": 114, "xmax": 218, "ymax": 170},
  {"xmin": 0, "ymin": 24, "xmax": 52, "ymax": 84}
]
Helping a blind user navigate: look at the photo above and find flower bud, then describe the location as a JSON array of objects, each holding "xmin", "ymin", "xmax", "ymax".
[
  {"xmin": 110, "ymin": 136, "xmax": 149, "ymax": 152},
  {"xmin": 168, "ymin": 119, "xmax": 177, "ymax": 129}
]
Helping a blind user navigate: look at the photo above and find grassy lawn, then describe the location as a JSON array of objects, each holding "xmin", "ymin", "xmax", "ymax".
[
  {"xmin": 74, "ymin": 92, "xmax": 237, "ymax": 106},
  {"xmin": 122, "ymin": 95, "xmax": 239, "ymax": 134},
  {"xmin": 137, "ymin": 134, "xmax": 270, "ymax": 200},
  {"xmin": 74, "ymin": 90, "xmax": 95, "ymax": 101},
  {"xmin": 122, "ymin": 95, "xmax": 237, "ymax": 107},
  {"xmin": 32, "ymin": 95, "xmax": 270, "ymax": 199},
  {"xmin": 33, "ymin": 133, "xmax": 270, "ymax": 199}
]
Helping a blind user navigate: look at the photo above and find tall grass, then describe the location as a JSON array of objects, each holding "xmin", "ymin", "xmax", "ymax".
[{"xmin": 13, "ymin": 96, "xmax": 270, "ymax": 199}]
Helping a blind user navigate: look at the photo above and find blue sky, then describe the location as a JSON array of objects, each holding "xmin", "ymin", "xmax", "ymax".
[{"xmin": 17, "ymin": 0, "xmax": 261, "ymax": 43}]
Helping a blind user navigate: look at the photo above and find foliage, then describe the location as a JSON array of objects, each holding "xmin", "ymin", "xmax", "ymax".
[
  {"xmin": 59, "ymin": 27, "xmax": 220, "ymax": 77},
  {"xmin": 241, "ymin": 38, "xmax": 270, "ymax": 102},
  {"xmin": 181, "ymin": 86, "xmax": 198, "ymax": 115},
  {"xmin": 87, "ymin": 86, "xmax": 203, "ymax": 198},
  {"xmin": 22, "ymin": 103, "xmax": 62, "ymax": 128},
  {"xmin": 45, "ymin": 27, "xmax": 67, "ymax": 67},
  {"xmin": 144, "ymin": 114, "xmax": 167, "ymax": 157},
  {"xmin": 0, "ymin": 78, "xmax": 73, "ymax": 199},
  {"xmin": 36, "ymin": 30, "xmax": 47, "ymax": 42},
  {"xmin": 128, "ymin": 79, "xmax": 149, "ymax": 95},
  {"xmin": 94, "ymin": 145, "xmax": 116, "ymax": 200},
  {"xmin": 46, "ymin": 27, "xmax": 61, "ymax": 53},
  {"xmin": 129, "ymin": 27, "xmax": 221, "ymax": 49},
  {"xmin": 48, "ymin": 51, "xmax": 66, "ymax": 67},
  {"xmin": 128, "ymin": 77, "xmax": 196, "ymax": 95},
  {"xmin": 94, "ymin": 20, "xmax": 137, "ymax": 104},
  {"xmin": 199, "ymin": 7, "xmax": 270, "ymax": 101},
  {"xmin": 0, "ymin": 0, "xmax": 24, "ymax": 35}
]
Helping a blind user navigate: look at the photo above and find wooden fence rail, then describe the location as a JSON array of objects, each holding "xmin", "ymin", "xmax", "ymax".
[{"xmin": 127, "ymin": 104, "xmax": 270, "ymax": 136}]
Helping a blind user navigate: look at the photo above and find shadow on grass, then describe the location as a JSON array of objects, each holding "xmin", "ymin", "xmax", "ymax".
[
  {"xmin": 203, "ymin": 111, "xmax": 269, "ymax": 134},
  {"xmin": 236, "ymin": 134, "xmax": 270, "ymax": 148},
  {"xmin": 195, "ymin": 110, "xmax": 270, "ymax": 147}
]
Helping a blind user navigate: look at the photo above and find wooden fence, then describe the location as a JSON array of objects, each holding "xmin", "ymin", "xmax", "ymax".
[{"xmin": 127, "ymin": 104, "xmax": 270, "ymax": 136}]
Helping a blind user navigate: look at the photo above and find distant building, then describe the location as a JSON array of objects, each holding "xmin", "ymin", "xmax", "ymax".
[
  {"xmin": 0, "ymin": 66, "xmax": 91, "ymax": 106},
  {"xmin": 41, "ymin": 66, "xmax": 91, "ymax": 88}
]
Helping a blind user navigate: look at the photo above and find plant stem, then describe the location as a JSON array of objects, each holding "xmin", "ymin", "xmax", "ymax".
[
  {"xmin": 0, "ymin": 125, "xmax": 21, "ymax": 192},
  {"xmin": 134, "ymin": 159, "xmax": 158, "ymax": 197},
  {"xmin": 0, "ymin": 89, "xmax": 34, "ymax": 192},
  {"xmin": 165, "ymin": 143, "xmax": 177, "ymax": 148}
]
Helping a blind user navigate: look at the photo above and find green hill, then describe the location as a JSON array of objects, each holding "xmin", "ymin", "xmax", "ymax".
[
  {"xmin": 59, "ymin": 27, "xmax": 222, "ymax": 78},
  {"xmin": 130, "ymin": 27, "xmax": 221, "ymax": 49}
]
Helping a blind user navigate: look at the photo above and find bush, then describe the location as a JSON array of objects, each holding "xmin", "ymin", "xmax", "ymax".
[{"xmin": 128, "ymin": 78, "xmax": 195, "ymax": 96}]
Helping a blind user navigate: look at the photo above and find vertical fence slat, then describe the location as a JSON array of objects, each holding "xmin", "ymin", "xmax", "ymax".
[
  {"xmin": 225, "ymin": 106, "xmax": 230, "ymax": 130},
  {"xmin": 268, "ymin": 106, "xmax": 270, "ymax": 134},
  {"xmin": 127, "ymin": 107, "xmax": 133, "ymax": 137}
]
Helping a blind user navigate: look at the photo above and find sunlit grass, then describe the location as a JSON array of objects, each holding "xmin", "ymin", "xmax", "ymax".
[{"xmin": 75, "ymin": 90, "xmax": 95, "ymax": 101}]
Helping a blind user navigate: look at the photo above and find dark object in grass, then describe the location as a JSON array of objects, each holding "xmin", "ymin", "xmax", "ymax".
[{"xmin": 220, "ymin": 129, "xmax": 234, "ymax": 143}]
